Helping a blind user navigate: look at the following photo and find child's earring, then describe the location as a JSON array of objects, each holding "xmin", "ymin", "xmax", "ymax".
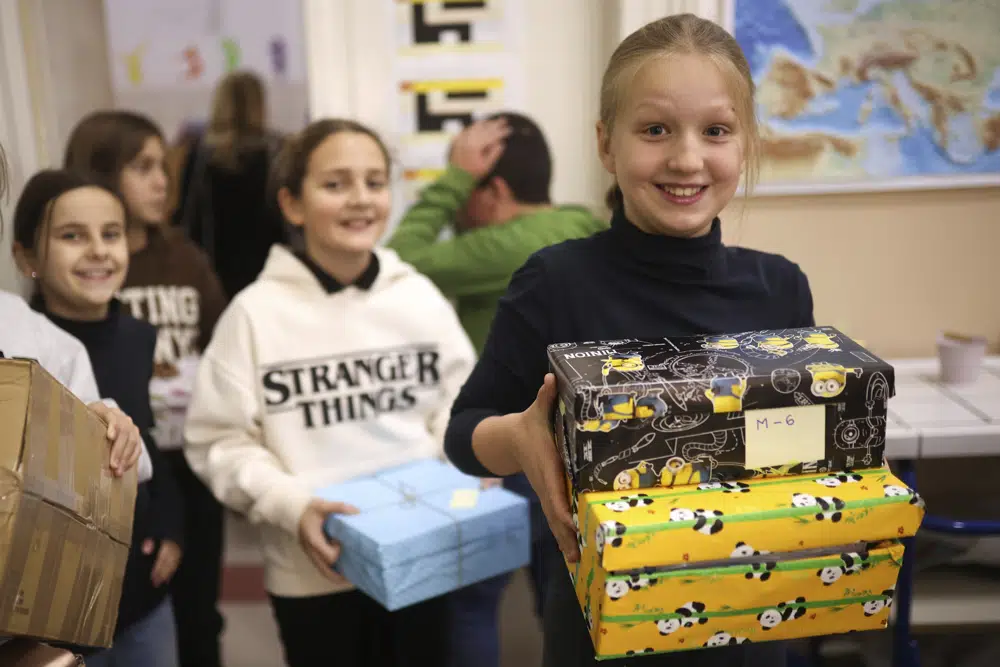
[{"xmin": 30, "ymin": 271, "xmax": 37, "ymax": 279}]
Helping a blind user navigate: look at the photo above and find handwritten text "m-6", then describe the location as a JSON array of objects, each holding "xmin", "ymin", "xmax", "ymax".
[{"xmin": 755, "ymin": 414, "xmax": 796, "ymax": 430}]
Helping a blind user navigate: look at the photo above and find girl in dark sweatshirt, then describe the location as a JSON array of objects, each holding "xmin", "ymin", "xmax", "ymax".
[
  {"xmin": 64, "ymin": 111, "xmax": 227, "ymax": 667},
  {"xmin": 443, "ymin": 14, "xmax": 814, "ymax": 667},
  {"xmin": 12, "ymin": 170, "xmax": 184, "ymax": 667}
]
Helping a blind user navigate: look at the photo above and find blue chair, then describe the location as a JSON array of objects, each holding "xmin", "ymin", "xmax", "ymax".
[{"xmin": 892, "ymin": 460, "xmax": 1000, "ymax": 667}]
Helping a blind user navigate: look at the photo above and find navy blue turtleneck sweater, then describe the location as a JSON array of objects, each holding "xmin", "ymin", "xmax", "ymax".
[
  {"xmin": 38, "ymin": 299, "xmax": 184, "ymax": 642},
  {"xmin": 444, "ymin": 208, "xmax": 813, "ymax": 667}
]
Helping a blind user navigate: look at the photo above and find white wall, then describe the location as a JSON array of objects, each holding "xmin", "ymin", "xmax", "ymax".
[
  {"xmin": 0, "ymin": 0, "xmax": 40, "ymax": 295},
  {"xmin": 0, "ymin": 0, "xmax": 116, "ymax": 295},
  {"xmin": 305, "ymin": 0, "xmax": 619, "ymax": 212}
]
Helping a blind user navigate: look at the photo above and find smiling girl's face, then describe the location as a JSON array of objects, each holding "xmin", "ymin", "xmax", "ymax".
[
  {"xmin": 597, "ymin": 53, "xmax": 744, "ymax": 238},
  {"xmin": 283, "ymin": 131, "xmax": 391, "ymax": 257},
  {"xmin": 35, "ymin": 186, "xmax": 128, "ymax": 320}
]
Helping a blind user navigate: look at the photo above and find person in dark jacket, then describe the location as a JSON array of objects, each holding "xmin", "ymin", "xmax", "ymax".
[
  {"xmin": 443, "ymin": 14, "xmax": 814, "ymax": 667},
  {"xmin": 174, "ymin": 70, "xmax": 287, "ymax": 299},
  {"xmin": 12, "ymin": 169, "xmax": 184, "ymax": 667}
]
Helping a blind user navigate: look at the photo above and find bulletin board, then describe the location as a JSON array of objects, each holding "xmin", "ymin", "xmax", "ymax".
[{"xmin": 102, "ymin": 0, "xmax": 309, "ymax": 140}]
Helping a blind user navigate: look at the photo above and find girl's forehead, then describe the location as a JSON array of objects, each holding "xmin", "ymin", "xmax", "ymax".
[
  {"xmin": 50, "ymin": 187, "xmax": 124, "ymax": 220},
  {"xmin": 307, "ymin": 133, "xmax": 388, "ymax": 173},
  {"xmin": 621, "ymin": 54, "xmax": 738, "ymax": 115},
  {"xmin": 133, "ymin": 135, "xmax": 165, "ymax": 158}
]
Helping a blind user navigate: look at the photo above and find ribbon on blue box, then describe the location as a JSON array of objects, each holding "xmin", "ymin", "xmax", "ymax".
[{"xmin": 319, "ymin": 459, "xmax": 530, "ymax": 611}]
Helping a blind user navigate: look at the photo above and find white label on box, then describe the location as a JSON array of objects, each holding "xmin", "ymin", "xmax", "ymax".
[
  {"xmin": 449, "ymin": 489, "xmax": 480, "ymax": 509},
  {"xmin": 744, "ymin": 404, "xmax": 826, "ymax": 469}
]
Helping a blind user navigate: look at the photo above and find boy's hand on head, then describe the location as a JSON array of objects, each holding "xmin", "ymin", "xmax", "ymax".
[
  {"xmin": 299, "ymin": 498, "xmax": 360, "ymax": 584},
  {"xmin": 87, "ymin": 402, "xmax": 140, "ymax": 477},
  {"xmin": 450, "ymin": 118, "xmax": 512, "ymax": 179},
  {"xmin": 510, "ymin": 373, "xmax": 579, "ymax": 563}
]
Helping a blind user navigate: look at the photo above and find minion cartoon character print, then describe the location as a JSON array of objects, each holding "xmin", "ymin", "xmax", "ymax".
[
  {"xmin": 701, "ymin": 335, "xmax": 739, "ymax": 350},
  {"xmin": 705, "ymin": 376, "xmax": 747, "ymax": 413},
  {"xmin": 577, "ymin": 390, "xmax": 667, "ymax": 433},
  {"xmin": 660, "ymin": 456, "xmax": 713, "ymax": 487},
  {"xmin": 806, "ymin": 362, "xmax": 862, "ymax": 399},
  {"xmin": 755, "ymin": 335, "xmax": 794, "ymax": 357},
  {"xmin": 801, "ymin": 330, "xmax": 841, "ymax": 351},
  {"xmin": 578, "ymin": 393, "xmax": 634, "ymax": 432},
  {"xmin": 613, "ymin": 461, "xmax": 660, "ymax": 490},
  {"xmin": 634, "ymin": 394, "xmax": 668, "ymax": 419},
  {"xmin": 738, "ymin": 332, "xmax": 796, "ymax": 360},
  {"xmin": 602, "ymin": 353, "xmax": 644, "ymax": 378}
]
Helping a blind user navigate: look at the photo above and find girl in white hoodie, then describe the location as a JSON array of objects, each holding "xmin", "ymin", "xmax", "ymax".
[{"xmin": 184, "ymin": 118, "xmax": 476, "ymax": 667}]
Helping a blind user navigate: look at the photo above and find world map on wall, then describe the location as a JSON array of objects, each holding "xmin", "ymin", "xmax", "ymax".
[{"xmin": 735, "ymin": 0, "xmax": 1000, "ymax": 191}]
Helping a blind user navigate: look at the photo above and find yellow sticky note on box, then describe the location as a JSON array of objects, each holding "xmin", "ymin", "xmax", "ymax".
[
  {"xmin": 449, "ymin": 489, "xmax": 479, "ymax": 509},
  {"xmin": 744, "ymin": 404, "xmax": 826, "ymax": 469}
]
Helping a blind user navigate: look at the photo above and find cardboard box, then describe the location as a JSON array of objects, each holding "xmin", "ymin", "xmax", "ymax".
[
  {"xmin": 549, "ymin": 326, "xmax": 895, "ymax": 494},
  {"xmin": 567, "ymin": 466, "xmax": 924, "ymax": 659},
  {"xmin": 320, "ymin": 459, "xmax": 530, "ymax": 611},
  {"xmin": 0, "ymin": 359, "xmax": 136, "ymax": 648}
]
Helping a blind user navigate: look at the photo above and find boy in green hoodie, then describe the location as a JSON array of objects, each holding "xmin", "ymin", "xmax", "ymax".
[
  {"xmin": 387, "ymin": 113, "xmax": 607, "ymax": 667},
  {"xmin": 388, "ymin": 114, "xmax": 607, "ymax": 352}
]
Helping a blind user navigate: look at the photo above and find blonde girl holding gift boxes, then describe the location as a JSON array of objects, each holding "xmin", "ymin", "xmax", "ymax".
[
  {"xmin": 183, "ymin": 118, "xmax": 476, "ymax": 667},
  {"xmin": 444, "ymin": 14, "xmax": 815, "ymax": 667}
]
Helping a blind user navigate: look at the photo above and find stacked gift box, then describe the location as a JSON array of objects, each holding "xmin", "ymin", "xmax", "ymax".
[
  {"xmin": 319, "ymin": 458, "xmax": 531, "ymax": 611},
  {"xmin": 548, "ymin": 326, "xmax": 925, "ymax": 659}
]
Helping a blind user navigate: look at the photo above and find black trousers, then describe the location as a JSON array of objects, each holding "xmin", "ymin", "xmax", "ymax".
[
  {"xmin": 270, "ymin": 590, "xmax": 451, "ymax": 667},
  {"xmin": 541, "ymin": 539, "xmax": 790, "ymax": 667},
  {"xmin": 163, "ymin": 450, "xmax": 225, "ymax": 667}
]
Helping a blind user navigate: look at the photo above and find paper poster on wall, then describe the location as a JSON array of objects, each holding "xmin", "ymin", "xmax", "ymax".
[
  {"xmin": 104, "ymin": 0, "xmax": 306, "ymax": 90},
  {"xmin": 394, "ymin": 0, "xmax": 517, "ymax": 57},
  {"xmin": 388, "ymin": 0, "xmax": 526, "ymax": 214},
  {"xmin": 102, "ymin": 0, "xmax": 309, "ymax": 140},
  {"xmin": 396, "ymin": 77, "xmax": 511, "ymax": 167}
]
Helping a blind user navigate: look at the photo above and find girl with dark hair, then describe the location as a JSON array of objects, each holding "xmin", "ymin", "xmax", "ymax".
[
  {"xmin": 64, "ymin": 110, "xmax": 227, "ymax": 667},
  {"xmin": 11, "ymin": 168, "xmax": 183, "ymax": 666},
  {"xmin": 0, "ymin": 146, "xmax": 147, "ymax": 481}
]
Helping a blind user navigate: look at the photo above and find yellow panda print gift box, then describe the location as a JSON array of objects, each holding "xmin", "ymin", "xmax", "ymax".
[{"xmin": 566, "ymin": 467, "xmax": 925, "ymax": 659}]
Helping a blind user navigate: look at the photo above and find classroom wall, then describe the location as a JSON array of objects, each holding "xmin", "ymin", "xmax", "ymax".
[
  {"xmin": 17, "ymin": 0, "xmax": 115, "ymax": 168},
  {"xmin": 721, "ymin": 186, "xmax": 1000, "ymax": 359}
]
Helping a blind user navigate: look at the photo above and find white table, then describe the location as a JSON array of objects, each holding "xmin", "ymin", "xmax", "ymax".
[
  {"xmin": 882, "ymin": 356, "xmax": 1000, "ymax": 643},
  {"xmin": 886, "ymin": 356, "xmax": 1000, "ymax": 460}
]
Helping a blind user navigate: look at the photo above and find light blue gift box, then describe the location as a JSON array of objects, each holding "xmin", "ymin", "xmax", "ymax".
[{"xmin": 319, "ymin": 459, "xmax": 530, "ymax": 611}]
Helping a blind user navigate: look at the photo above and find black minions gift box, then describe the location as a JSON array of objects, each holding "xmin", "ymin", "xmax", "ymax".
[
  {"xmin": 567, "ymin": 466, "xmax": 925, "ymax": 659},
  {"xmin": 548, "ymin": 326, "xmax": 894, "ymax": 495}
]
